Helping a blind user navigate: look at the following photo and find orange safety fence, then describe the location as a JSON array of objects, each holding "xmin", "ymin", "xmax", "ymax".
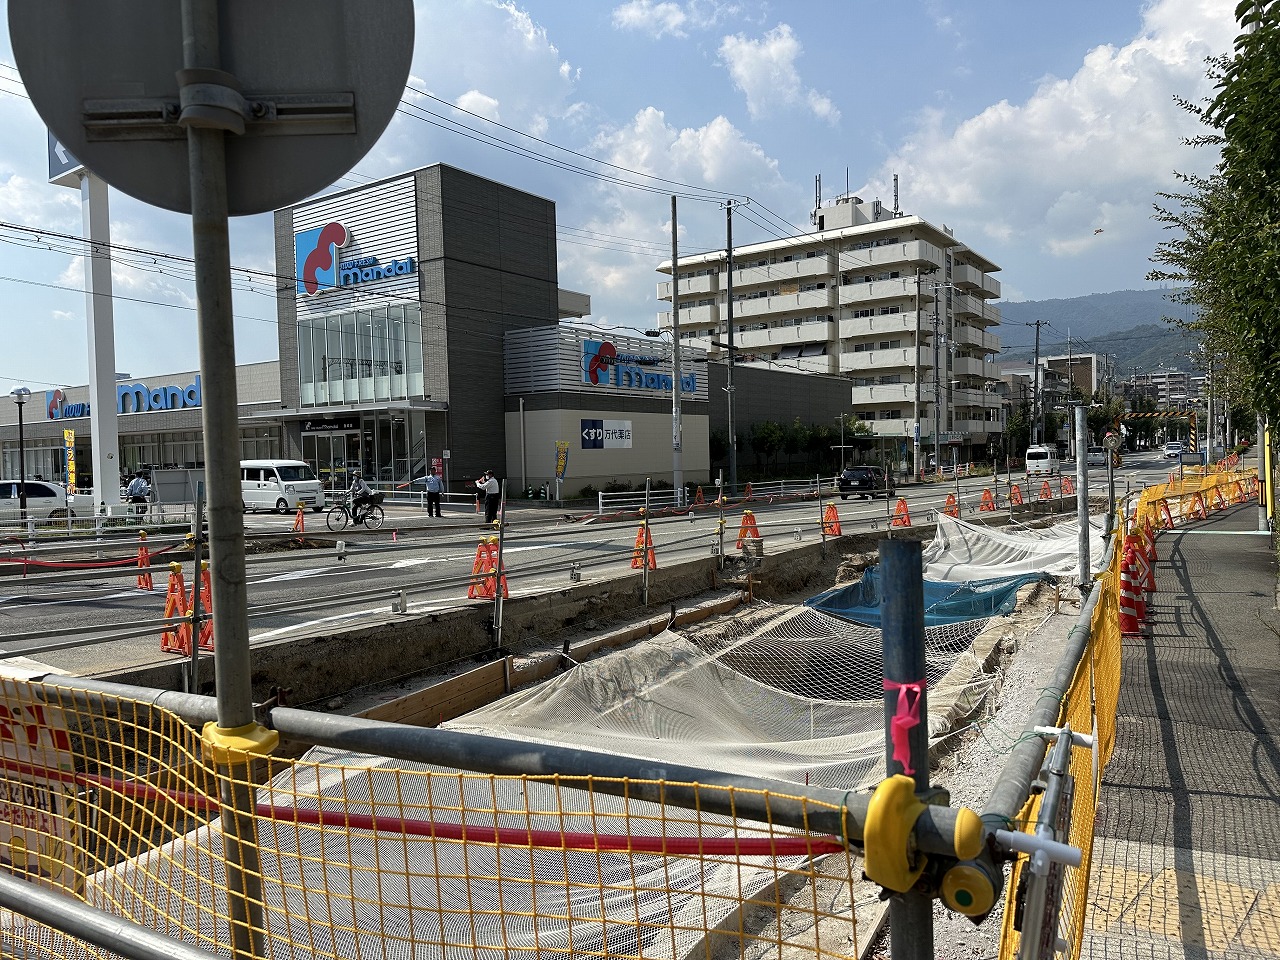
[{"xmin": 0, "ymin": 676, "xmax": 862, "ymax": 960}]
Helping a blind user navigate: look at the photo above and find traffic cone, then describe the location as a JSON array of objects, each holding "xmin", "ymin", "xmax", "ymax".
[
  {"xmin": 631, "ymin": 521, "xmax": 656, "ymax": 569},
  {"xmin": 1129, "ymin": 536, "xmax": 1153, "ymax": 601},
  {"xmin": 979, "ymin": 489, "xmax": 996, "ymax": 512},
  {"xmin": 159, "ymin": 563, "xmax": 191, "ymax": 656},
  {"xmin": 292, "ymin": 503, "xmax": 305, "ymax": 533},
  {"xmin": 1119, "ymin": 547, "xmax": 1142, "ymax": 636},
  {"xmin": 735, "ymin": 510, "xmax": 761, "ymax": 548},
  {"xmin": 943, "ymin": 493, "xmax": 960, "ymax": 519},
  {"xmin": 890, "ymin": 498, "xmax": 911, "ymax": 528},
  {"xmin": 821, "ymin": 503, "xmax": 842, "ymax": 536},
  {"xmin": 136, "ymin": 530, "xmax": 153, "ymax": 591}
]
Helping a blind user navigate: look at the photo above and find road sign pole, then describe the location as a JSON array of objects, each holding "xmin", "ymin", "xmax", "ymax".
[{"xmin": 180, "ymin": 3, "xmax": 265, "ymax": 957}]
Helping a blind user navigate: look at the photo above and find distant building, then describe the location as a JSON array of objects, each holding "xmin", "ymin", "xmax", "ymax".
[
  {"xmin": 655, "ymin": 194, "xmax": 1004, "ymax": 469},
  {"xmin": 1042, "ymin": 353, "xmax": 1116, "ymax": 398},
  {"xmin": 1133, "ymin": 368, "xmax": 1205, "ymax": 407}
]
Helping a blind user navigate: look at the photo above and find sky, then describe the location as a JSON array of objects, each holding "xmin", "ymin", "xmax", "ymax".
[{"xmin": 0, "ymin": 0, "xmax": 1239, "ymax": 392}]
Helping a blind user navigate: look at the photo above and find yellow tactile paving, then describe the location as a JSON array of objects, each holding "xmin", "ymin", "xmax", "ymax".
[
  {"xmin": 1123, "ymin": 868, "xmax": 1259, "ymax": 951},
  {"xmin": 1086, "ymin": 863, "xmax": 1152, "ymax": 930},
  {"xmin": 1238, "ymin": 883, "xmax": 1280, "ymax": 956}
]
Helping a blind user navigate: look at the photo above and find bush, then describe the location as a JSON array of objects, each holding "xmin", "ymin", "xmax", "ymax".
[
  {"xmin": 577, "ymin": 484, "xmax": 598, "ymax": 499},
  {"xmin": 602, "ymin": 480, "xmax": 632, "ymax": 493}
]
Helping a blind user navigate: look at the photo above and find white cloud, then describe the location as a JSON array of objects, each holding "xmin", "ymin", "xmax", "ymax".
[
  {"xmin": 718, "ymin": 24, "xmax": 839, "ymax": 124},
  {"xmin": 860, "ymin": 0, "xmax": 1235, "ymax": 271},
  {"xmin": 455, "ymin": 89, "xmax": 501, "ymax": 122},
  {"xmin": 611, "ymin": 1, "xmax": 738, "ymax": 39}
]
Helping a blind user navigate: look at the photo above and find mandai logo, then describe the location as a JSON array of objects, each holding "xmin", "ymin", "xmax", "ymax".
[
  {"xmin": 582, "ymin": 339, "xmax": 698, "ymax": 394},
  {"xmin": 296, "ymin": 222, "xmax": 350, "ymax": 296},
  {"xmin": 45, "ymin": 389, "xmax": 90, "ymax": 420},
  {"xmin": 295, "ymin": 221, "xmax": 417, "ymax": 297},
  {"xmin": 583, "ymin": 340, "xmax": 617, "ymax": 384}
]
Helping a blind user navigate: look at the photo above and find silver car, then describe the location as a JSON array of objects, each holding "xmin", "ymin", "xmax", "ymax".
[{"xmin": 0, "ymin": 480, "xmax": 74, "ymax": 520}]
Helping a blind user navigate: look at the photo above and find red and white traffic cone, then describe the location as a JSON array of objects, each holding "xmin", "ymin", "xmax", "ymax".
[{"xmin": 1119, "ymin": 545, "xmax": 1142, "ymax": 637}]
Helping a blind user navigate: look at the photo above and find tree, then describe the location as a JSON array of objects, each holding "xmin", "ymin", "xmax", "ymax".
[
  {"xmin": 749, "ymin": 420, "xmax": 784, "ymax": 471},
  {"xmin": 1148, "ymin": 2, "xmax": 1280, "ymax": 420}
]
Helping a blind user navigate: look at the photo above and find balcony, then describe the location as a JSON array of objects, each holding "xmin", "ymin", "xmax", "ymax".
[
  {"xmin": 838, "ymin": 278, "xmax": 916, "ymax": 307},
  {"xmin": 952, "ymin": 263, "xmax": 1001, "ymax": 299},
  {"xmin": 658, "ymin": 272, "xmax": 719, "ymax": 301},
  {"xmin": 952, "ymin": 356, "xmax": 1001, "ymax": 380},
  {"xmin": 659, "ymin": 304, "xmax": 719, "ymax": 329},
  {"xmin": 838, "ymin": 311, "xmax": 923, "ymax": 340},
  {"xmin": 730, "ymin": 288, "xmax": 834, "ymax": 319},
  {"xmin": 843, "ymin": 239, "xmax": 946, "ymax": 273},
  {"xmin": 849, "ymin": 383, "xmax": 915, "ymax": 406},
  {"xmin": 952, "ymin": 324, "xmax": 1001, "ymax": 353},
  {"xmin": 732, "ymin": 255, "xmax": 833, "ymax": 288},
  {"xmin": 952, "ymin": 292, "xmax": 996, "ymax": 321},
  {"xmin": 839, "ymin": 347, "xmax": 928, "ymax": 375},
  {"xmin": 732, "ymin": 322, "xmax": 834, "ymax": 350}
]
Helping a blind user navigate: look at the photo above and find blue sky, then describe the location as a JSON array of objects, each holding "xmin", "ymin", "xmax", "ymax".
[{"xmin": 0, "ymin": 0, "xmax": 1237, "ymax": 391}]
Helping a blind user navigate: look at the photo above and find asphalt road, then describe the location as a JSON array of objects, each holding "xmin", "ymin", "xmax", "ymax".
[{"xmin": 0, "ymin": 455, "xmax": 1176, "ymax": 674}]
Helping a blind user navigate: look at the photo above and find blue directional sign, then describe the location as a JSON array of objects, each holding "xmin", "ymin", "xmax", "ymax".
[{"xmin": 47, "ymin": 129, "xmax": 84, "ymax": 187}]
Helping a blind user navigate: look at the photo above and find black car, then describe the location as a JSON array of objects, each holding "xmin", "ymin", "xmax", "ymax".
[{"xmin": 838, "ymin": 466, "xmax": 895, "ymax": 500}]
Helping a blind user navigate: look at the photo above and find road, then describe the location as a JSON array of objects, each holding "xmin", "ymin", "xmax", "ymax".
[{"xmin": 0, "ymin": 455, "xmax": 1176, "ymax": 673}]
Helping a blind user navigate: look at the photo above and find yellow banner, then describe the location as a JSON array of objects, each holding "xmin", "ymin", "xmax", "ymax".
[{"xmin": 62, "ymin": 429, "xmax": 76, "ymax": 493}]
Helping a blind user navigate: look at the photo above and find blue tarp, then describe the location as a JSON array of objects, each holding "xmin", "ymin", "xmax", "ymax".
[{"xmin": 804, "ymin": 567, "xmax": 1046, "ymax": 628}]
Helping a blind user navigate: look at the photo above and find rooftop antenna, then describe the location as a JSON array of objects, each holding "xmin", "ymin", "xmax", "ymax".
[
  {"xmin": 893, "ymin": 174, "xmax": 900, "ymax": 216},
  {"xmin": 846, "ymin": 166, "xmax": 849, "ymax": 198},
  {"xmin": 815, "ymin": 174, "xmax": 821, "ymax": 208}
]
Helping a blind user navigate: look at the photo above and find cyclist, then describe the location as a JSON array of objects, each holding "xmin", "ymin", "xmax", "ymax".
[{"xmin": 348, "ymin": 469, "xmax": 375, "ymax": 523}]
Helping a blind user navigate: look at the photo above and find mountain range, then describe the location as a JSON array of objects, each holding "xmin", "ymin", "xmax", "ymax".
[{"xmin": 996, "ymin": 288, "xmax": 1203, "ymax": 377}]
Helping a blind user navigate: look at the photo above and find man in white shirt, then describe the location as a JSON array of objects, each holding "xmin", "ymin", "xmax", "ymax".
[
  {"xmin": 476, "ymin": 471, "xmax": 500, "ymax": 524},
  {"xmin": 398, "ymin": 469, "xmax": 444, "ymax": 517},
  {"xmin": 348, "ymin": 469, "xmax": 375, "ymax": 521}
]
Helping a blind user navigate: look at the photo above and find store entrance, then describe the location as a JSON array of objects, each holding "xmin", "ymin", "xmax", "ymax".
[{"xmin": 303, "ymin": 431, "xmax": 361, "ymax": 493}]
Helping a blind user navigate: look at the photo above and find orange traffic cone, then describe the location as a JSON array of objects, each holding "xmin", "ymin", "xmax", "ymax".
[
  {"xmin": 631, "ymin": 521, "xmax": 657, "ymax": 569},
  {"xmin": 979, "ymin": 489, "xmax": 996, "ymax": 512},
  {"xmin": 291, "ymin": 503, "xmax": 305, "ymax": 533},
  {"xmin": 821, "ymin": 503, "xmax": 842, "ymax": 536},
  {"xmin": 890, "ymin": 498, "xmax": 911, "ymax": 528},
  {"xmin": 943, "ymin": 494, "xmax": 960, "ymax": 519},
  {"xmin": 136, "ymin": 530, "xmax": 153, "ymax": 591},
  {"xmin": 735, "ymin": 510, "xmax": 762, "ymax": 548},
  {"xmin": 159, "ymin": 563, "xmax": 191, "ymax": 656}
]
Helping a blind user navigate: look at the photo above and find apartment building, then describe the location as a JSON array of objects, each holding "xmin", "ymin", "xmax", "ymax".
[
  {"xmin": 655, "ymin": 195, "xmax": 1003, "ymax": 468},
  {"xmin": 1042, "ymin": 353, "xmax": 1116, "ymax": 398}
]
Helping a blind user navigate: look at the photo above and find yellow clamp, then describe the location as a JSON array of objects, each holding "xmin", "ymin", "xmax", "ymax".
[
  {"xmin": 202, "ymin": 720, "xmax": 279, "ymax": 767},
  {"xmin": 864, "ymin": 774, "xmax": 929, "ymax": 892}
]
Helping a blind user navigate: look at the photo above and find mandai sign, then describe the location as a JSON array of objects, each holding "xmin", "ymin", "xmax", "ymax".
[
  {"xmin": 295, "ymin": 221, "xmax": 416, "ymax": 296},
  {"xmin": 582, "ymin": 340, "xmax": 697, "ymax": 394}
]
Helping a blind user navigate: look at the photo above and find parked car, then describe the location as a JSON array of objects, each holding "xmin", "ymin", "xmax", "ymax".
[
  {"xmin": 838, "ymin": 466, "xmax": 895, "ymax": 500},
  {"xmin": 1164, "ymin": 441, "xmax": 1184, "ymax": 460},
  {"xmin": 0, "ymin": 480, "xmax": 74, "ymax": 520},
  {"xmin": 1086, "ymin": 446, "xmax": 1107, "ymax": 467}
]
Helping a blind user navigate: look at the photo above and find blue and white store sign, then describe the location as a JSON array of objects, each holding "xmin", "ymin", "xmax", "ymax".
[
  {"xmin": 581, "ymin": 419, "xmax": 633, "ymax": 449},
  {"xmin": 582, "ymin": 340, "xmax": 698, "ymax": 394},
  {"xmin": 503, "ymin": 327, "xmax": 708, "ymax": 400}
]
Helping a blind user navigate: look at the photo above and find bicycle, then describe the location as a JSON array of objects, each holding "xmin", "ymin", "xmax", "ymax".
[{"xmin": 325, "ymin": 491, "xmax": 385, "ymax": 532}]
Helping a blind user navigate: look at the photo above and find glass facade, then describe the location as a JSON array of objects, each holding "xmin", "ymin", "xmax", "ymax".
[
  {"xmin": 301, "ymin": 409, "xmax": 431, "ymax": 491},
  {"xmin": 297, "ymin": 304, "xmax": 425, "ymax": 407}
]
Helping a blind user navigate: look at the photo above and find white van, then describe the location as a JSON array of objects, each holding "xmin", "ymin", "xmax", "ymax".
[
  {"xmin": 1025, "ymin": 445, "xmax": 1060, "ymax": 479},
  {"xmin": 241, "ymin": 460, "xmax": 326, "ymax": 513}
]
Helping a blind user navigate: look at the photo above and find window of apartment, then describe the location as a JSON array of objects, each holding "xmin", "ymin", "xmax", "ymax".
[
  {"xmin": 697, "ymin": 298, "xmax": 715, "ymax": 307},
  {"xmin": 852, "ymin": 377, "xmax": 874, "ymax": 387},
  {"xmin": 806, "ymin": 250, "xmax": 821, "ymax": 258},
  {"xmin": 879, "ymin": 409, "xmax": 902, "ymax": 420},
  {"xmin": 852, "ymin": 342, "xmax": 872, "ymax": 353},
  {"xmin": 801, "ymin": 343, "xmax": 827, "ymax": 357},
  {"xmin": 877, "ymin": 306, "xmax": 902, "ymax": 315},
  {"xmin": 849, "ymin": 308, "xmax": 874, "ymax": 319},
  {"xmin": 878, "ymin": 375, "xmax": 902, "ymax": 385},
  {"xmin": 877, "ymin": 339, "xmax": 902, "ymax": 350},
  {"xmin": 780, "ymin": 345, "xmax": 803, "ymax": 358},
  {"xmin": 855, "ymin": 410, "xmax": 876, "ymax": 421},
  {"xmin": 799, "ymin": 281, "xmax": 827, "ymax": 292}
]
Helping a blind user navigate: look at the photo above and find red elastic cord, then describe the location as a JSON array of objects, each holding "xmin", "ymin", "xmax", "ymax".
[{"xmin": 882, "ymin": 678, "xmax": 925, "ymax": 776}]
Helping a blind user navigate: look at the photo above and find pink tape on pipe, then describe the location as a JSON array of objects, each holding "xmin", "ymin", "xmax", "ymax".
[{"xmin": 883, "ymin": 678, "xmax": 925, "ymax": 775}]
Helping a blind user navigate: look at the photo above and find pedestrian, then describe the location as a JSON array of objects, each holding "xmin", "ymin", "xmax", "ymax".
[
  {"xmin": 397, "ymin": 469, "xmax": 443, "ymax": 517},
  {"xmin": 476, "ymin": 470, "xmax": 501, "ymax": 524},
  {"xmin": 125, "ymin": 471, "xmax": 151, "ymax": 516}
]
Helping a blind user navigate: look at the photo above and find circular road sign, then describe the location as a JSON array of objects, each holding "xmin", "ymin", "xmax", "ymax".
[
  {"xmin": 1103, "ymin": 432, "xmax": 1121, "ymax": 451},
  {"xmin": 10, "ymin": 1, "xmax": 413, "ymax": 216}
]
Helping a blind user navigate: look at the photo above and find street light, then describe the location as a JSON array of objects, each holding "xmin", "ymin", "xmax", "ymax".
[
  {"xmin": 644, "ymin": 329, "xmax": 684, "ymax": 503},
  {"xmin": 10, "ymin": 386, "xmax": 30, "ymax": 520}
]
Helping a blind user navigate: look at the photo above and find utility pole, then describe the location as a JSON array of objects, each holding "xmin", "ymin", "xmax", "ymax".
[
  {"xmin": 912, "ymin": 267, "xmax": 923, "ymax": 480},
  {"xmin": 725, "ymin": 199, "xmax": 738, "ymax": 496},
  {"xmin": 1031, "ymin": 319, "xmax": 1045, "ymax": 446},
  {"xmin": 669, "ymin": 196, "xmax": 684, "ymax": 501},
  {"xmin": 932, "ymin": 295, "xmax": 942, "ymax": 474}
]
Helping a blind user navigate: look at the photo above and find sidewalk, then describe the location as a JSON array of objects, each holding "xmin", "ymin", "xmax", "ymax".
[{"xmin": 1082, "ymin": 503, "xmax": 1280, "ymax": 958}]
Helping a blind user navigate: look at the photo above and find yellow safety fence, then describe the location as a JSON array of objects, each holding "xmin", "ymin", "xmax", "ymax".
[
  {"xmin": 0, "ymin": 678, "xmax": 861, "ymax": 960},
  {"xmin": 997, "ymin": 468, "xmax": 1256, "ymax": 958}
]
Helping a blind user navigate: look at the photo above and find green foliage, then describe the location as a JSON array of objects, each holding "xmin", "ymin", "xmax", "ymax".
[
  {"xmin": 602, "ymin": 479, "xmax": 632, "ymax": 493},
  {"xmin": 576, "ymin": 484, "xmax": 597, "ymax": 499},
  {"xmin": 748, "ymin": 420, "xmax": 785, "ymax": 469},
  {"xmin": 1148, "ymin": 4, "xmax": 1280, "ymax": 420}
]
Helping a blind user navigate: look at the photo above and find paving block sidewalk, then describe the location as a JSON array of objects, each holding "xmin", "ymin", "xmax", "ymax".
[{"xmin": 1082, "ymin": 503, "xmax": 1280, "ymax": 958}]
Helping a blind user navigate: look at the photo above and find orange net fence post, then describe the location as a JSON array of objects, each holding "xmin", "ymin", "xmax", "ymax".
[
  {"xmin": 943, "ymin": 493, "xmax": 960, "ymax": 519},
  {"xmin": 467, "ymin": 541, "xmax": 490, "ymax": 598},
  {"xmin": 193, "ymin": 560, "xmax": 215, "ymax": 651},
  {"xmin": 1010, "ymin": 484, "xmax": 1023, "ymax": 505},
  {"xmin": 292, "ymin": 503, "xmax": 305, "ymax": 533},
  {"xmin": 735, "ymin": 510, "xmax": 761, "ymax": 547},
  {"xmin": 1038, "ymin": 480, "xmax": 1053, "ymax": 501},
  {"xmin": 136, "ymin": 530, "xmax": 153, "ymax": 591},
  {"xmin": 159, "ymin": 562, "xmax": 191, "ymax": 656},
  {"xmin": 979, "ymin": 489, "xmax": 996, "ymax": 512}
]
